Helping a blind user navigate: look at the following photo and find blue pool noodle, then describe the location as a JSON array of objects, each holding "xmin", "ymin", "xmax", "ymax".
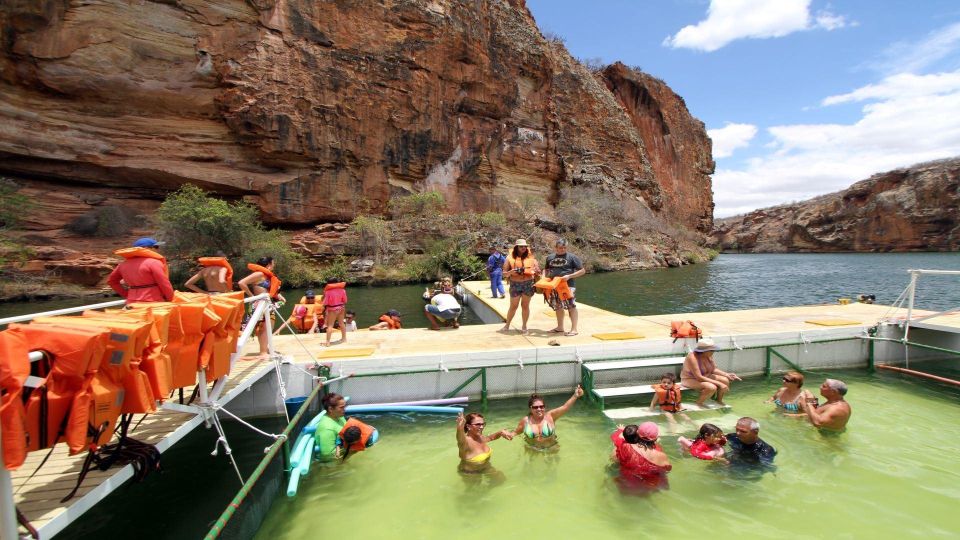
[{"xmin": 344, "ymin": 405, "xmax": 462, "ymax": 415}]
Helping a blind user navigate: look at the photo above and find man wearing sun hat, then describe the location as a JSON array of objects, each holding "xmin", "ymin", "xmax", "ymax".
[
  {"xmin": 680, "ymin": 337, "xmax": 742, "ymax": 407},
  {"xmin": 107, "ymin": 237, "xmax": 174, "ymax": 304}
]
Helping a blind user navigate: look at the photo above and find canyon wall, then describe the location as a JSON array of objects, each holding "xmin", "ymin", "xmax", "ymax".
[
  {"xmin": 713, "ymin": 158, "xmax": 960, "ymax": 252},
  {"xmin": 0, "ymin": 0, "xmax": 715, "ymax": 287}
]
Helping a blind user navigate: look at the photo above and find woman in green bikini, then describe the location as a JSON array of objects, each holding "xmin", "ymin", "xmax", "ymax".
[{"xmin": 511, "ymin": 386, "xmax": 584, "ymax": 451}]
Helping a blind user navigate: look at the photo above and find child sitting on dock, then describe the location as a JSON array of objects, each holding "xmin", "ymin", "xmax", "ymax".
[
  {"xmin": 369, "ymin": 309, "xmax": 402, "ymax": 330},
  {"xmin": 649, "ymin": 373, "xmax": 692, "ymax": 426},
  {"xmin": 679, "ymin": 423, "xmax": 728, "ymax": 462}
]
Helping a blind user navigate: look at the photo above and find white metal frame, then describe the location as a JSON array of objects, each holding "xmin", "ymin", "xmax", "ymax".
[{"xmin": 0, "ymin": 292, "xmax": 293, "ymax": 539}]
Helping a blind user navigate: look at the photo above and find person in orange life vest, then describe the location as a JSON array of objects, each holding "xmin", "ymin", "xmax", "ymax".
[
  {"xmin": 184, "ymin": 252, "xmax": 233, "ymax": 294},
  {"xmin": 107, "ymin": 237, "xmax": 174, "ymax": 304},
  {"xmin": 544, "ymin": 238, "xmax": 585, "ymax": 337},
  {"xmin": 649, "ymin": 372, "xmax": 692, "ymax": 427},
  {"xmin": 238, "ymin": 256, "xmax": 286, "ymax": 359},
  {"xmin": 499, "ymin": 238, "xmax": 540, "ymax": 335},
  {"xmin": 322, "ymin": 277, "xmax": 348, "ymax": 347},
  {"xmin": 275, "ymin": 289, "xmax": 322, "ymax": 335},
  {"xmin": 368, "ymin": 309, "xmax": 402, "ymax": 330}
]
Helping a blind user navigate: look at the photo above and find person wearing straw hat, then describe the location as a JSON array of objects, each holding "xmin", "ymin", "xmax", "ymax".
[
  {"xmin": 680, "ymin": 338, "xmax": 741, "ymax": 407},
  {"xmin": 499, "ymin": 238, "xmax": 540, "ymax": 334}
]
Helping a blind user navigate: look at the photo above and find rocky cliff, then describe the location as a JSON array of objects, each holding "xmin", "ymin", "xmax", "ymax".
[
  {"xmin": 713, "ymin": 158, "xmax": 960, "ymax": 252},
  {"xmin": 0, "ymin": 0, "xmax": 714, "ymax": 288}
]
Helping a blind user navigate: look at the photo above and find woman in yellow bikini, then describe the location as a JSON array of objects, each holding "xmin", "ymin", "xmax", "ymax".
[{"xmin": 456, "ymin": 412, "xmax": 513, "ymax": 475}]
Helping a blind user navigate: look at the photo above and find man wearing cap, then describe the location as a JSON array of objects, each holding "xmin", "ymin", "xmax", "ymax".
[
  {"xmin": 726, "ymin": 417, "xmax": 776, "ymax": 466},
  {"xmin": 544, "ymin": 238, "xmax": 585, "ymax": 336},
  {"xmin": 369, "ymin": 309, "xmax": 403, "ymax": 330},
  {"xmin": 680, "ymin": 338, "xmax": 741, "ymax": 407},
  {"xmin": 107, "ymin": 237, "xmax": 174, "ymax": 304},
  {"xmin": 486, "ymin": 245, "xmax": 506, "ymax": 299},
  {"xmin": 275, "ymin": 289, "xmax": 322, "ymax": 334},
  {"xmin": 800, "ymin": 379, "xmax": 851, "ymax": 431}
]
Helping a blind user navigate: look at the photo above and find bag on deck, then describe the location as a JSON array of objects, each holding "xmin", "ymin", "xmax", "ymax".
[{"xmin": 670, "ymin": 320, "xmax": 702, "ymax": 342}]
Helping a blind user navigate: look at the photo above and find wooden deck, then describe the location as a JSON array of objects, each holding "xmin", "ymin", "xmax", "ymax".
[
  {"xmin": 266, "ymin": 280, "xmax": 935, "ymax": 364},
  {"xmin": 14, "ymin": 358, "xmax": 273, "ymax": 538}
]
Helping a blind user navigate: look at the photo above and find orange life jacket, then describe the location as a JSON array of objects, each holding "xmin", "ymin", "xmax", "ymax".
[
  {"xmin": 378, "ymin": 314, "xmax": 402, "ymax": 329},
  {"xmin": 535, "ymin": 277, "xmax": 573, "ymax": 300},
  {"xmin": 10, "ymin": 323, "xmax": 113, "ymax": 454},
  {"xmin": 109, "ymin": 307, "xmax": 175, "ymax": 402},
  {"xmin": 0, "ymin": 327, "xmax": 30, "ymax": 469},
  {"xmin": 324, "ymin": 281, "xmax": 346, "ymax": 291},
  {"xmin": 670, "ymin": 320, "xmax": 702, "ymax": 341},
  {"xmin": 170, "ymin": 295, "xmax": 223, "ymax": 387},
  {"xmin": 506, "ymin": 253, "xmax": 537, "ymax": 277},
  {"xmin": 73, "ymin": 314, "xmax": 157, "ymax": 415},
  {"xmin": 201, "ymin": 295, "xmax": 244, "ymax": 381},
  {"xmin": 246, "ymin": 263, "xmax": 281, "ymax": 299},
  {"xmin": 114, "ymin": 247, "xmax": 169, "ymax": 277},
  {"xmin": 198, "ymin": 257, "xmax": 234, "ymax": 290},
  {"xmin": 338, "ymin": 418, "xmax": 375, "ymax": 452},
  {"xmin": 654, "ymin": 384, "xmax": 682, "ymax": 413},
  {"xmin": 291, "ymin": 302, "xmax": 321, "ymax": 333}
]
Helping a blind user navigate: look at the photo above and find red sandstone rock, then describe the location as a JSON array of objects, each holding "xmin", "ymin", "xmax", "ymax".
[
  {"xmin": 0, "ymin": 0, "xmax": 712, "ymax": 236},
  {"xmin": 713, "ymin": 158, "xmax": 960, "ymax": 252}
]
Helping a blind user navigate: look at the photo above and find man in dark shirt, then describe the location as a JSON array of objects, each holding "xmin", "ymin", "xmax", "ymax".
[
  {"xmin": 726, "ymin": 417, "xmax": 776, "ymax": 466},
  {"xmin": 544, "ymin": 238, "xmax": 585, "ymax": 336}
]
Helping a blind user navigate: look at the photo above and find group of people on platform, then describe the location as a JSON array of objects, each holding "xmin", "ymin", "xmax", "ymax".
[{"xmin": 487, "ymin": 238, "xmax": 585, "ymax": 336}]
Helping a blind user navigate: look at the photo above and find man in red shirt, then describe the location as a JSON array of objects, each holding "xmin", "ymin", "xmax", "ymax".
[{"xmin": 107, "ymin": 237, "xmax": 175, "ymax": 304}]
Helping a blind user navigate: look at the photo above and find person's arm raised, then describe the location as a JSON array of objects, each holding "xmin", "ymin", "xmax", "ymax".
[{"xmin": 548, "ymin": 385, "xmax": 584, "ymax": 420}]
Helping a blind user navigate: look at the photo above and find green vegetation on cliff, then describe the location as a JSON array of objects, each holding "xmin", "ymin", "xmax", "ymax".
[{"xmin": 156, "ymin": 185, "xmax": 319, "ymax": 286}]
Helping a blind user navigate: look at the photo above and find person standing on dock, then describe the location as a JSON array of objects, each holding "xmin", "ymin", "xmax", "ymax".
[
  {"xmin": 801, "ymin": 379, "xmax": 851, "ymax": 431},
  {"xmin": 108, "ymin": 237, "xmax": 175, "ymax": 304},
  {"xmin": 544, "ymin": 238, "xmax": 585, "ymax": 336},
  {"xmin": 486, "ymin": 245, "xmax": 506, "ymax": 298},
  {"xmin": 500, "ymin": 239, "xmax": 540, "ymax": 335}
]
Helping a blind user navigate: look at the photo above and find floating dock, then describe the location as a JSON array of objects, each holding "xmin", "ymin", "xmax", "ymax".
[{"xmin": 11, "ymin": 279, "xmax": 960, "ymax": 538}]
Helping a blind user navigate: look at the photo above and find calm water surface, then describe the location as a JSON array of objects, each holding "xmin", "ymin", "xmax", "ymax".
[{"xmin": 3, "ymin": 253, "xmax": 960, "ymax": 324}]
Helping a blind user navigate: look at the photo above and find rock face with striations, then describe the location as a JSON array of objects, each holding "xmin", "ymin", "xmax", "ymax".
[
  {"xmin": 0, "ymin": 0, "xmax": 714, "ymax": 241},
  {"xmin": 713, "ymin": 158, "xmax": 960, "ymax": 252}
]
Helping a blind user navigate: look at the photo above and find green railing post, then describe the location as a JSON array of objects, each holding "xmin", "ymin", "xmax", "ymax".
[
  {"xmin": 868, "ymin": 339, "xmax": 875, "ymax": 373},
  {"xmin": 764, "ymin": 347, "xmax": 771, "ymax": 378},
  {"xmin": 481, "ymin": 368, "xmax": 488, "ymax": 412},
  {"xmin": 767, "ymin": 347, "xmax": 805, "ymax": 373}
]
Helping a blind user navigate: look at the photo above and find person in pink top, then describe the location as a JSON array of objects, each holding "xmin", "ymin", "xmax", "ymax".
[
  {"xmin": 322, "ymin": 277, "xmax": 348, "ymax": 346},
  {"xmin": 107, "ymin": 237, "xmax": 174, "ymax": 304}
]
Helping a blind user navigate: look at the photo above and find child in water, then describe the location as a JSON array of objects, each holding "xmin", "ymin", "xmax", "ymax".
[{"xmin": 678, "ymin": 423, "xmax": 728, "ymax": 462}]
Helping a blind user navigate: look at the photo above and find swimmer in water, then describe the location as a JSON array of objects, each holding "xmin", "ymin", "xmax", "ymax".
[
  {"xmin": 456, "ymin": 412, "xmax": 512, "ymax": 474},
  {"xmin": 511, "ymin": 385, "xmax": 584, "ymax": 451}
]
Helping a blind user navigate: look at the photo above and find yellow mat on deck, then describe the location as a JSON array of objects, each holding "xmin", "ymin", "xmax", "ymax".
[
  {"xmin": 805, "ymin": 318, "xmax": 861, "ymax": 326},
  {"xmin": 315, "ymin": 347, "xmax": 376, "ymax": 359},
  {"xmin": 591, "ymin": 331, "xmax": 645, "ymax": 340}
]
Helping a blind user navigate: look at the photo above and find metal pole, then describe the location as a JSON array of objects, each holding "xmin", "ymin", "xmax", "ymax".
[
  {"xmin": 903, "ymin": 271, "xmax": 918, "ymax": 342},
  {"xmin": 764, "ymin": 347, "xmax": 771, "ymax": 377},
  {"xmin": 480, "ymin": 368, "xmax": 487, "ymax": 412},
  {"xmin": 868, "ymin": 339, "xmax": 875, "ymax": 373},
  {"xmin": 0, "ymin": 416, "xmax": 18, "ymax": 540},
  {"xmin": 0, "ymin": 299, "xmax": 126, "ymax": 326}
]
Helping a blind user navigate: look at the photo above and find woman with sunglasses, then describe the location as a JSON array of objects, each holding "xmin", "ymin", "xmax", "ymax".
[
  {"xmin": 766, "ymin": 371, "xmax": 815, "ymax": 413},
  {"xmin": 511, "ymin": 385, "xmax": 584, "ymax": 451},
  {"xmin": 456, "ymin": 412, "xmax": 513, "ymax": 474}
]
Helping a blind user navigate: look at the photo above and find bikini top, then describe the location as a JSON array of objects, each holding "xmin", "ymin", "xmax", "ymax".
[
  {"xmin": 524, "ymin": 416, "xmax": 555, "ymax": 440},
  {"xmin": 774, "ymin": 396, "xmax": 802, "ymax": 412}
]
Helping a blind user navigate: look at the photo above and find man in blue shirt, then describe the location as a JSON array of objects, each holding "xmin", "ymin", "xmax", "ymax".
[
  {"xmin": 544, "ymin": 238, "xmax": 585, "ymax": 336},
  {"xmin": 726, "ymin": 417, "xmax": 776, "ymax": 466},
  {"xmin": 486, "ymin": 245, "xmax": 506, "ymax": 298}
]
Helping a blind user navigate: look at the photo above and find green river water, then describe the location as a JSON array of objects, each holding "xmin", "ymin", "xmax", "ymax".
[{"xmin": 11, "ymin": 253, "xmax": 960, "ymax": 538}]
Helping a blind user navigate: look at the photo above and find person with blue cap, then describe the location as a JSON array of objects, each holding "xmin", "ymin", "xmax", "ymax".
[{"xmin": 107, "ymin": 237, "xmax": 174, "ymax": 304}]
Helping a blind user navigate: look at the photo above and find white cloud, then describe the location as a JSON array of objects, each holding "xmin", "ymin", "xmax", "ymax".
[
  {"xmin": 664, "ymin": 0, "xmax": 850, "ymax": 52},
  {"xmin": 868, "ymin": 21, "xmax": 960, "ymax": 75},
  {"xmin": 713, "ymin": 69, "xmax": 960, "ymax": 217},
  {"xmin": 707, "ymin": 122, "xmax": 758, "ymax": 158},
  {"xmin": 822, "ymin": 71, "xmax": 960, "ymax": 106}
]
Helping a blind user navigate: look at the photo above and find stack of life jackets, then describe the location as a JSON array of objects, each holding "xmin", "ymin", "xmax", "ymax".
[{"xmin": 0, "ymin": 295, "xmax": 245, "ymax": 471}]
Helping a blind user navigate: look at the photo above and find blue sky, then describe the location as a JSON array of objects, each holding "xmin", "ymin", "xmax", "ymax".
[{"xmin": 525, "ymin": 0, "xmax": 960, "ymax": 217}]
